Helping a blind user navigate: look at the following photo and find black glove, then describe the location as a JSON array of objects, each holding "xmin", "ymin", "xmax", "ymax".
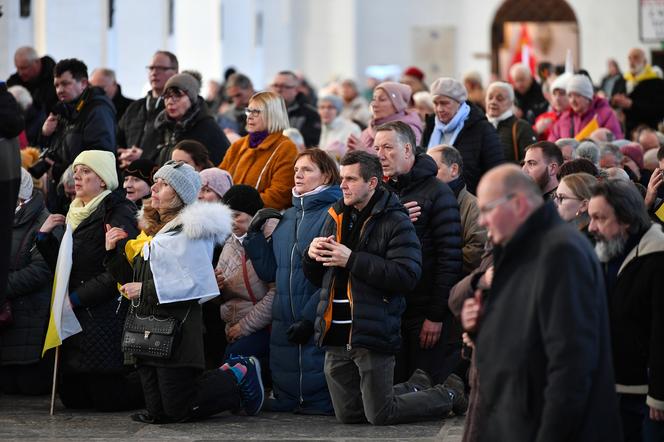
[
  {"xmin": 286, "ymin": 320, "xmax": 315, "ymax": 345},
  {"xmin": 248, "ymin": 208, "xmax": 283, "ymax": 233}
]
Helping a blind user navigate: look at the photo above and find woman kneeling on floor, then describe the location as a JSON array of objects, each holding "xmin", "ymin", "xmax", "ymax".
[{"xmin": 105, "ymin": 160, "xmax": 264, "ymax": 423}]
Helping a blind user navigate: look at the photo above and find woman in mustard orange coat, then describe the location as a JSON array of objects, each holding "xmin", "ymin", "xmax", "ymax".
[{"xmin": 219, "ymin": 92, "xmax": 297, "ymax": 211}]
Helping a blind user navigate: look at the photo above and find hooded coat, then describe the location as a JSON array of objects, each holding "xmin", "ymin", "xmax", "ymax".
[
  {"xmin": 244, "ymin": 185, "xmax": 342, "ymax": 414},
  {"xmin": 106, "ymin": 202, "xmax": 233, "ymax": 369}
]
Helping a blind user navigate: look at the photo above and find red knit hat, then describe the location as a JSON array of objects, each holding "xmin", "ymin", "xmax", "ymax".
[
  {"xmin": 403, "ymin": 66, "xmax": 425, "ymax": 81},
  {"xmin": 620, "ymin": 143, "xmax": 644, "ymax": 170}
]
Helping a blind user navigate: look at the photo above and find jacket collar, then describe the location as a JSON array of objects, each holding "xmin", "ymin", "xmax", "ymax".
[{"xmin": 618, "ymin": 223, "xmax": 664, "ymax": 274}]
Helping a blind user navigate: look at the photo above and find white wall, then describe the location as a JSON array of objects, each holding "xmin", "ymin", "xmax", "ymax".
[{"xmin": 1, "ymin": 0, "xmax": 659, "ymax": 98}]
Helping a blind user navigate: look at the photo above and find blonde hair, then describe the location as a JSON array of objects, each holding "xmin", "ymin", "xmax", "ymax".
[
  {"xmin": 560, "ymin": 173, "xmax": 596, "ymax": 201},
  {"xmin": 249, "ymin": 91, "xmax": 290, "ymax": 133}
]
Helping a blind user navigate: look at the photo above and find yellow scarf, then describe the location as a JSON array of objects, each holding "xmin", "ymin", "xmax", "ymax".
[
  {"xmin": 116, "ymin": 231, "xmax": 154, "ymax": 299},
  {"xmin": 624, "ymin": 65, "xmax": 659, "ymax": 86},
  {"xmin": 125, "ymin": 231, "xmax": 153, "ymax": 263},
  {"xmin": 66, "ymin": 190, "xmax": 112, "ymax": 231}
]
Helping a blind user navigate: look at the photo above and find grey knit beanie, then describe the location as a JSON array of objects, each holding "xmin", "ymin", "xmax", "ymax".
[
  {"xmin": 154, "ymin": 160, "xmax": 201, "ymax": 205},
  {"xmin": 430, "ymin": 77, "xmax": 468, "ymax": 103},
  {"xmin": 566, "ymin": 74, "xmax": 594, "ymax": 100},
  {"xmin": 164, "ymin": 73, "xmax": 199, "ymax": 103}
]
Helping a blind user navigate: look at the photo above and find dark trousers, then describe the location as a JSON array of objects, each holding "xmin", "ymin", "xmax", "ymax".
[
  {"xmin": 0, "ymin": 355, "xmax": 53, "ymax": 395},
  {"xmin": 618, "ymin": 393, "xmax": 664, "ymax": 442},
  {"xmin": 225, "ymin": 327, "xmax": 271, "ymax": 387},
  {"xmin": 324, "ymin": 346, "xmax": 453, "ymax": 425},
  {"xmin": 138, "ymin": 364, "xmax": 241, "ymax": 422},
  {"xmin": 394, "ymin": 316, "xmax": 462, "ymax": 384},
  {"xmin": 59, "ymin": 372, "xmax": 145, "ymax": 411}
]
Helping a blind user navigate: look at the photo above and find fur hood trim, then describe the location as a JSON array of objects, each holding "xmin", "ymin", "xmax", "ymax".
[{"xmin": 138, "ymin": 201, "xmax": 233, "ymax": 243}]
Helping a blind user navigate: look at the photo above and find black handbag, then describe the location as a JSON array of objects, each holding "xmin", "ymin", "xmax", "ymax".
[{"xmin": 122, "ymin": 311, "xmax": 180, "ymax": 359}]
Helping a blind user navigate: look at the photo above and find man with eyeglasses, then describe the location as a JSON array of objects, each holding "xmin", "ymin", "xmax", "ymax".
[
  {"xmin": 522, "ymin": 140, "xmax": 563, "ymax": 201},
  {"xmin": 270, "ymin": 71, "xmax": 321, "ymax": 148},
  {"xmin": 464, "ymin": 163, "xmax": 621, "ymax": 441},
  {"xmin": 217, "ymin": 73, "xmax": 255, "ymax": 137},
  {"xmin": 117, "ymin": 51, "xmax": 178, "ymax": 167}
]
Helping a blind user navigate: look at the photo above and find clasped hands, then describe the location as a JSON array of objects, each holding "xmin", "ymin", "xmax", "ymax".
[{"xmin": 308, "ymin": 236, "xmax": 351, "ymax": 268}]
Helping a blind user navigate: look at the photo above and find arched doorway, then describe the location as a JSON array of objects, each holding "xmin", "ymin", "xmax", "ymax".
[{"xmin": 491, "ymin": 0, "xmax": 579, "ymax": 80}]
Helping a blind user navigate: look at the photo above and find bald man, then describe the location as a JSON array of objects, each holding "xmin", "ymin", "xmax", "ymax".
[
  {"xmin": 466, "ymin": 164, "xmax": 620, "ymax": 441},
  {"xmin": 509, "ymin": 64, "xmax": 548, "ymax": 125},
  {"xmin": 6, "ymin": 46, "xmax": 58, "ymax": 144},
  {"xmin": 612, "ymin": 48, "xmax": 664, "ymax": 136},
  {"xmin": 90, "ymin": 68, "xmax": 134, "ymax": 122}
]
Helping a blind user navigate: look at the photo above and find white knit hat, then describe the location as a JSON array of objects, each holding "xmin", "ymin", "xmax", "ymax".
[
  {"xmin": 154, "ymin": 160, "xmax": 201, "ymax": 205},
  {"xmin": 551, "ymin": 73, "xmax": 572, "ymax": 93},
  {"xmin": 566, "ymin": 74, "xmax": 594, "ymax": 100}
]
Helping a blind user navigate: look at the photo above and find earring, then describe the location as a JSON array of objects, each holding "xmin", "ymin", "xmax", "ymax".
[{"xmin": 575, "ymin": 210, "xmax": 580, "ymax": 217}]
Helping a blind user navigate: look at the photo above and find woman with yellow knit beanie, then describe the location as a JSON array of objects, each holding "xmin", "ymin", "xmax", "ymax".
[{"xmin": 36, "ymin": 150, "xmax": 144, "ymax": 411}]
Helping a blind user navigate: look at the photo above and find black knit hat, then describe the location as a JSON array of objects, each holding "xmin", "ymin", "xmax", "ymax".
[
  {"xmin": 222, "ymin": 184, "xmax": 264, "ymax": 216},
  {"xmin": 124, "ymin": 159, "xmax": 158, "ymax": 186}
]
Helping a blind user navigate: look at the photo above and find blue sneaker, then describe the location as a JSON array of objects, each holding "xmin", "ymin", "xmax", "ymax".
[{"xmin": 238, "ymin": 356, "xmax": 264, "ymax": 416}]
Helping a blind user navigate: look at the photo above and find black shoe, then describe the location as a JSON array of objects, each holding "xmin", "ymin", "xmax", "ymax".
[
  {"xmin": 131, "ymin": 412, "xmax": 157, "ymax": 424},
  {"xmin": 443, "ymin": 374, "xmax": 468, "ymax": 416},
  {"xmin": 407, "ymin": 369, "xmax": 434, "ymax": 391}
]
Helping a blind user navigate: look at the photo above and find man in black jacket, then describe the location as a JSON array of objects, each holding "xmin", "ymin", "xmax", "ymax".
[
  {"xmin": 303, "ymin": 151, "xmax": 466, "ymax": 425},
  {"xmin": 469, "ymin": 164, "xmax": 621, "ymax": 442},
  {"xmin": 510, "ymin": 64, "xmax": 549, "ymax": 125},
  {"xmin": 117, "ymin": 51, "xmax": 178, "ymax": 167},
  {"xmin": 588, "ymin": 179, "xmax": 664, "ymax": 440},
  {"xmin": 376, "ymin": 121, "xmax": 463, "ymax": 384},
  {"xmin": 270, "ymin": 71, "xmax": 321, "ymax": 148},
  {"xmin": 7, "ymin": 46, "xmax": 58, "ymax": 145},
  {"xmin": 90, "ymin": 68, "xmax": 134, "ymax": 122},
  {"xmin": 37, "ymin": 58, "xmax": 116, "ymax": 213}
]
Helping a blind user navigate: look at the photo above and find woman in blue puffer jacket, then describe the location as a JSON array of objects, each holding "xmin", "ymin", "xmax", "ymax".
[{"xmin": 244, "ymin": 148, "xmax": 340, "ymax": 414}]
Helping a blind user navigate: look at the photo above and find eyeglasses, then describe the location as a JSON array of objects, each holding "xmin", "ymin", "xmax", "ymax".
[
  {"xmin": 479, "ymin": 193, "xmax": 516, "ymax": 215},
  {"xmin": 146, "ymin": 65, "xmax": 175, "ymax": 72},
  {"xmin": 163, "ymin": 89, "xmax": 186, "ymax": 101},
  {"xmin": 244, "ymin": 108, "xmax": 262, "ymax": 117},
  {"xmin": 270, "ymin": 83, "xmax": 296, "ymax": 90},
  {"xmin": 553, "ymin": 193, "xmax": 581, "ymax": 204}
]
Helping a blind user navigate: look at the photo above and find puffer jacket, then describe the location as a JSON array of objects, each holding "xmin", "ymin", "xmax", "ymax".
[
  {"xmin": 303, "ymin": 188, "xmax": 422, "ymax": 354},
  {"xmin": 217, "ymin": 233, "xmax": 274, "ymax": 336},
  {"xmin": 36, "ymin": 191, "xmax": 138, "ymax": 373},
  {"xmin": 383, "ymin": 154, "xmax": 462, "ymax": 323},
  {"xmin": 244, "ymin": 185, "xmax": 342, "ymax": 414},
  {"xmin": 105, "ymin": 201, "xmax": 233, "ymax": 369},
  {"xmin": 0, "ymin": 193, "xmax": 51, "ymax": 365},
  {"xmin": 422, "ymin": 104, "xmax": 505, "ymax": 194}
]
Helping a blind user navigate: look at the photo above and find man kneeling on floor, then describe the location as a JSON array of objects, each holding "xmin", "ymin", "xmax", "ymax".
[{"xmin": 302, "ymin": 150, "xmax": 467, "ymax": 425}]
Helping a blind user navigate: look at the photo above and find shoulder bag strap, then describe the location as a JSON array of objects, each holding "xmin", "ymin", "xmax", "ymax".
[
  {"xmin": 241, "ymin": 251, "xmax": 258, "ymax": 305},
  {"xmin": 512, "ymin": 120, "xmax": 520, "ymax": 163}
]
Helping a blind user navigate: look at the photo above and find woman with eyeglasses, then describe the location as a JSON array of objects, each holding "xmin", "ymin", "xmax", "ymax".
[
  {"xmin": 554, "ymin": 172, "xmax": 597, "ymax": 242},
  {"xmin": 219, "ymin": 91, "xmax": 298, "ymax": 211},
  {"xmin": 154, "ymin": 73, "xmax": 230, "ymax": 167}
]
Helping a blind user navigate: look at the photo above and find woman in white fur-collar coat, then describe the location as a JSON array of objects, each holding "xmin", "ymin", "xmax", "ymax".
[{"xmin": 105, "ymin": 161, "xmax": 264, "ymax": 424}]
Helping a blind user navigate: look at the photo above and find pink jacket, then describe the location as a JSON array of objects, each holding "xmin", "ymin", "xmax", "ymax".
[{"xmin": 548, "ymin": 97, "xmax": 623, "ymax": 141}]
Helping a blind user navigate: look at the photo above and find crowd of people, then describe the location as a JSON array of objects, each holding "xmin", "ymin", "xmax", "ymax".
[{"xmin": 1, "ymin": 42, "xmax": 664, "ymax": 441}]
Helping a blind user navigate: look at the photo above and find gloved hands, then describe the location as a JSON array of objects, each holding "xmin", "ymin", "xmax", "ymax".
[
  {"xmin": 248, "ymin": 208, "xmax": 283, "ymax": 233},
  {"xmin": 286, "ymin": 320, "xmax": 315, "ymax": 344}
]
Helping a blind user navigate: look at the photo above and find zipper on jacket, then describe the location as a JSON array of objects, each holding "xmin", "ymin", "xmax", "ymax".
[
  {"xmin": 290, "ymin": 197, "xmax": 305, "ymax": 404},
  {"xmin": 298, "ymin": 344, "xmax": 304, "ymax": 404},
  {"xmin": 344, "ymin": 216, "xmax": 373, "ymax": 351}
]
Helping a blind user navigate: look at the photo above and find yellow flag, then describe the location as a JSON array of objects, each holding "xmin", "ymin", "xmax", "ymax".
[
  {"xmin": 574, "ymin": 116, "xmax": 599, "ymax": 141},
  {"xmin": 656, "ymin": 203, "xmax": 664, "ymax": 223}
]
